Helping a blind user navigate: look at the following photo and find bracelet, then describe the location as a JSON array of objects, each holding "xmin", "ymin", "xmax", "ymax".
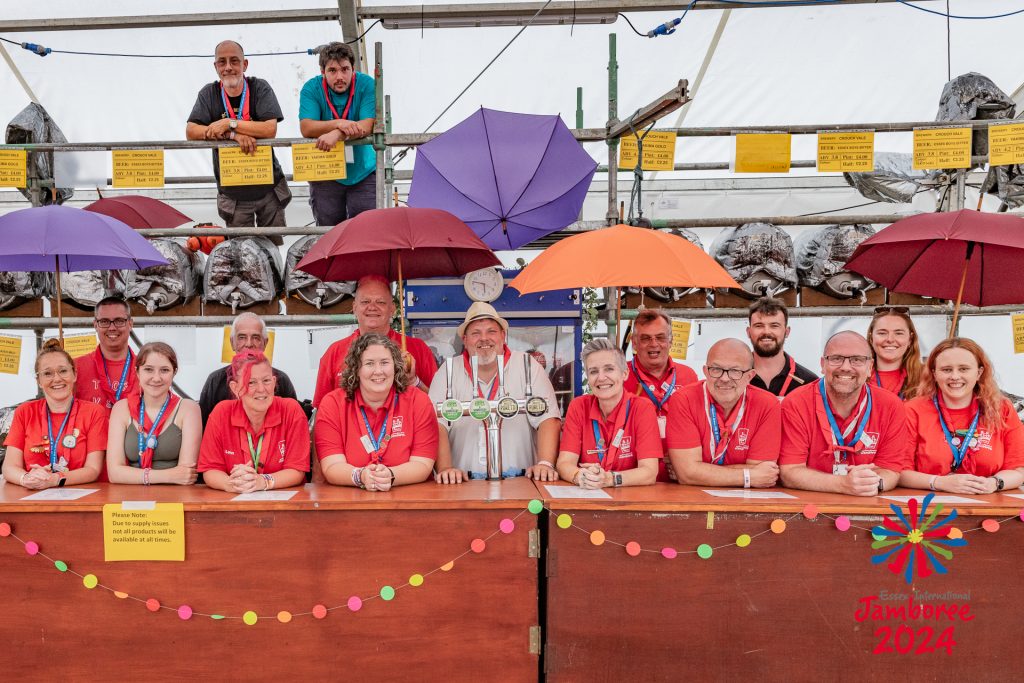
[
  {"xmin": 352, "ymin": 467, "xmax": 365, "ymax": 489},
  {"xmin": 143, "ymin": 468, "xmax": 152, "ymax": 486},
  {"xmin": 743, "ymin": 469, "xmax": 751, "ymax": 489},
  {"xmin": 385, "ymin": 467, "xmax": 396, "ymax": 485},
  {"xmin": 19, "ymin": 472, "xmax": 29, "ymax": 487},
  {"xmin": 263, "ymin": 473, "xmax": 275, "ymax": 491},
  {"xmin": 928, "ymin": 475, "xmax": 938, "ymax": 491},
  {"xmin": 535, "ymin": 460, "xmax": 555, "ymax": 469}
]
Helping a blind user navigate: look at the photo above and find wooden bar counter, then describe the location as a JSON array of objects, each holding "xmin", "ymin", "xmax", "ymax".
[
  {"xmin": 538, "ymin": 483, "xmax": 1024, "ymax": 683},
  {"xmin": 0, "ymin": 479, "xmax": 542, "ymax": 682}
]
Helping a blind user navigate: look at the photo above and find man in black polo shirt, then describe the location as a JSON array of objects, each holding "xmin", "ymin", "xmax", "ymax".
[
  {"xmin": 186, "ymin": 40, "xmax": 290, "ymax": 242},
  {"xmin": 746, "ymin": 297, "xmax": 817, "ymax": 398}
]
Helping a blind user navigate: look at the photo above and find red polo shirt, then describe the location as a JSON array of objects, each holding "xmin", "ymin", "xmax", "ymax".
[
  {"xmin": 314, "ymin": 387, "xmax": 439, "ymax": 467},
  {"xmin": 199, "ymin": 397, "xmax": 310, "ymax": 474},
  {"xmin": 666, "ymin": 382, "xmax": 782, "ymax": 465},
  {"xmin": 75, "ymin": 347, "xmax": 140, "ymax": 411},
  {"xmin": 623, "ymin": 359, "xmax": 699, "ymax": 413},
  {"xmin": 905, "ymin": 396, "xmax": 1024, "ymax": 477},
  {"xmin": 779, "ymin": 380, "xmax": 911, "ymax": 473},
  {"xmin": 872, "ymin": 369, "xmax": 907, "ymax": 398},
  {"xmin": 5, "ymin": 398, "xmax": 108, "ymax": 477},
  {"xmin": 559, "ymin": 393, "xmax": 661, "ymax": 471},
  {"xmin": 313, "ymin": 329, "xmax": 438, "ymax": 407}
]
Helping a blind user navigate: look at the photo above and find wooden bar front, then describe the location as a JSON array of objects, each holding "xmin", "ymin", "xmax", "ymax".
[
  {"xmin": 0, "ymin": 480, "xmax": 541, "ymax": 682},
  {"xmin": 540, "ymin": 484, "xmax": 1023, "ymax": 682}
]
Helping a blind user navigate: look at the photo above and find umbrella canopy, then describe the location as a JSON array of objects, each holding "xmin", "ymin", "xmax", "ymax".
[
  {"xmin": 84, "ymin": 195, "xmax": 192, "ymax": 229},
  {"xmin": 407, "ymin": 107, "xmax": 597, "ymax": 251},
  {"xmin": 509, "ymin": 224, "xmax": 740, "ymax": 294}
]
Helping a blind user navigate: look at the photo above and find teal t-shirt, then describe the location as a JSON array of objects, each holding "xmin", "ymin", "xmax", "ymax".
[{"xmin": 298, "ymin": 73, "xmax": 376, "ymax": 185}]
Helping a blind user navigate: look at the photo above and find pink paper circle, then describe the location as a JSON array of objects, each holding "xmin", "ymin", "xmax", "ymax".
[
  {"xmin": 1019, "ymin": 509, "xmax": 1024, "ymax": 523},
  {"xmin": 145, "ymin": 598, "xmax": 161, "ymax": 612},
  {"xmin": 24, "ymin": 541, "xmax": 38, "ymax": 556},
  {"xmin": 625, "ymin": 541, "xmax": 642, "ymax": 557},
  {"xmin": 177, "ymin": 605, "xmax": 193, "ymax": 620},
  {"xmin": 0, "ymin": 522, "xmax": 11, "ymax": 537},
  {"xmin": 661, "ymin": 547, "xmax": 677, "ymax": 559},
  {"xmin": 499, "ymin": 518, "xmax": 515, "ymax": 534},
  {"xmin": 982, "ymin": 519, "xmax": 1000, "ymax": 533},
  {"xmin": 313, "ymin": 604, "xmax": 329, "ymax": 619},
  {"xmin": 346, "ymin": 596, "xmax": 362, "ymax": 612},
  {"xmin": 835, "ymin": 516, "xmax": 851, "ymax": 532},
  {"xmin": 471, "ymin": 538, "xmax": 486, "ymax": 553}
]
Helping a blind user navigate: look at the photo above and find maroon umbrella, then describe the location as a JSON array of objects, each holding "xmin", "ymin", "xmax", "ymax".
[
  {"xmin": 84, "ymin": 195, "xmax": 191, "ymax": 228},
  {"xmin": 844, "ymin": 209, "xmax": 1024, "ymax": 332}
]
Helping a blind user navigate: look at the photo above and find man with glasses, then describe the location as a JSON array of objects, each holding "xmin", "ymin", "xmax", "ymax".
[
  {"xmin": 746, "ymin": 297, "xmax": 817, "ymax": 398},
  {"xmin": 312, "ymin": 275, "xmax": 436, "ymax": 408},
  {"xmin": 623, "ymin": 309, "xmax": 698, "ymax": 480},
  {"xmin": 198, "ymin": 312, "xmax": 299, "ymax": 425},
  {"xmin": 74, "ymin": 296, "xmax": 140, "ymax": 411},
  {"xmin": 666, "ymin": 338, "xmax": 781, "ymax": 488},
  {"xmin": 779, "ymin": 331, "xmax": 910, "ymax": 496}
]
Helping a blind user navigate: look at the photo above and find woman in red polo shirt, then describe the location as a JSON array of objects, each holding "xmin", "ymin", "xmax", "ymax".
[
  {"xmin": 315, "ymin": 333, "xmax": 437, "ymax": 490},
  {"xmin": 3, "ymin": 339, "xmax": 107, "ymax": 489},
  {"xmin": 867, "ymin": 306, "xmax": 922, "ymax": 400},
  {"xmin": 557, "ymin": 339, "xmax": 660, "ymax": 488},
  {"xmin": 901, "ymin": 338, "xmax": 1024, "ymax": 494},
  {"xmin": 199, "ymin": 350, "xmax": 310, "ymax": 492}
]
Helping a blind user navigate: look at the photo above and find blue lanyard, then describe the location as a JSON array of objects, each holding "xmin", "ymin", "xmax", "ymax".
[
  {"xmin": 590, "ymin": 400, "xmax": 632, "ymax": 465},
  {"xmin": 137, "ymin": 394, "xmax": 171, "ymax": 460},
  {"xmin": 933, "ymin": 397, "xmax": 980, "ymax": 471},
  {"xmin": 45, "ymin": 399, "xmax": 74, "ymax": 473},
  {"xmin": 103, "ymin": 349, "xmax": 132, "ymax": 402},
  {"xmin": 220, "ymin": 78, "xmax": 248, "ymax": 120},
  {"xmin": 631, "ymin": 360, "xmax": 675, "ymax": 412},
  {"xmin": 359, "ymin": 395, "xmax": 398, "ymax": 457},
  {"xmin": 819, "ymin": 380, "xmax": 872, "ymax": 460}
]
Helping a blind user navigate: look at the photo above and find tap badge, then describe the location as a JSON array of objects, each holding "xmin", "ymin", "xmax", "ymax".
[
  {"xmin": 440, "ymin": 399, "xmax": 463, "ymax": 422},
  {"xmin": 496, "ymin": 396, "xmax": 520, "ymax": 419},
  {"xmin": 525, "ymin": 397, "xmax": 548, "ymax": 418},
  {"xmin": 469, "ymin": 398, "xmax": 491, "ymax": 421}
]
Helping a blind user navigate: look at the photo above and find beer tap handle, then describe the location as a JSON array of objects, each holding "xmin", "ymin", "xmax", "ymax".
[
  {"xmin": 524, "ymin": 353, "xmax": 533, "ymax": 397},
  {"xmin": 471, "ymin": 354, "xmax": 480, "ymax": 390},
  {"xmin": 445, "ymin": 357, "xmax": 454, "ymax": 400},
  {"xmin": 497, "ymin": 352, "xmax": 506, "ymax": 395}
]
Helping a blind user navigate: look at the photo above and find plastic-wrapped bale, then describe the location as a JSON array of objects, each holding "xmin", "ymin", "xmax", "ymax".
[
  {"xmin": 710, "ymin": 223, "xmax": 797, "ymax": 299},
  {"xmin": 794, "ymin": 224, "xmax": 877, "ymax": 299},
  {"xmin": 936, "ymin": 72, "xmax": 1015, "ymax": 160},
  {"xmin": 118, "ymin": 238, "xmax": 204, "ymax": 313},
  {"xmin": 0, "ymin": 271, "xmax": 48, "ymax": 310},
  {"xmin": 0, "ymin": 402, "xmax": 18, "ymax": 468},
  {"xmin": 203, "ymin": 237, "xmax": 283, "ymax": 313},
  {"xmin": 626, "ymin": 228, "xmax": 706, "ymax": 303},
  {"xmin": 844, "ymin": 152, "xmax": 932, "ymax": 204},
  {"xmin": 4, "ymin": 103, "xmax": 73, "ymax": 206},
  {"xmin": 980, "ymin": 165, "xmax": 1024, "ymax": 209},
  {"xmin": 47, "ymin": 270, "xmax": 119, "ymax": 310},
  {"xmin": 285, "ymin": 235, "xmax": 354, "ymax": 308}
]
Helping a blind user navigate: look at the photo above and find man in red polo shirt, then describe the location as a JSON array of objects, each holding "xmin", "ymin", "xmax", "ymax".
[
  {"xmin": 779, "ymin": 331, "xmax": 910, "ymax": 496},
  {"xmin": 74, "ymin": 296, "xmax": 140, "ymax": 411},
  {"xmin": 666, "ymin": 338, "xmax": 781, "ymax": 488},
  {"xmin": 312, "ymin": 275, "xmax": 437, "ymax": 407}
]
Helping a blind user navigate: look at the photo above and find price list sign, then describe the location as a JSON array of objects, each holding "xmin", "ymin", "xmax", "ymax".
[{"xmin": 112, "ymin": 150, "xmax": 164, "ymax": 188}]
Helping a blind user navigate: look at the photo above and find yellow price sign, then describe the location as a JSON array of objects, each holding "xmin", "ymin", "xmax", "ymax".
[
  {"xmin": 292, "ymin": 143, "xmax": 348, "ymax": 181},
  {"xmin": 988, "ymin": 123, "xmax": 1024, "ymax": 166},
  {"xmin": 220, "ymin": 325, "xmax": 275, "ymax": 364},
  {"xmin": 0, "ymin": 334, "xmax": 23, "ymax": 374},
  {"xmin": 618, "ymin": 131, "xmax": 677, "ymax": 171},
  {"xmin": 112, "ymin": 150, "xmax": 165, "ymax": 188},
  {"xmin": 817, "ymin": 131, "xmax": 874, "ymax": 172},
  {"xmin": 734, "ymin": 134, "xmax": 791, "ymax": 173},
  {"xmin": 103, "ymin": 503, "xmax": 185, "ymax": 562},
  {"xmin": 912, "ymin": 127, "xmax": 972, "ymax": 170},
  {"xmin": 669, "ymin": 319, "xmax": 691, "ymax": 360},
  {"xmin": 218, "ymin": 146, "xmax": 273, "ymax": 186},
  {"xmin": 1012, "ymin": 314, "xmax": 1024, "ymax": 354},
  {"xmin": 60, "ymin": 334, "xmax": 98, "ymax": 359},
  {"xmin": 0, "ymin": 149, "xmax": 28, "ymax": 188}
]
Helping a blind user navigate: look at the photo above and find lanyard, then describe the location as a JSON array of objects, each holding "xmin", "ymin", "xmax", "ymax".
[
  {"xmin": 875, "ymin": 370, "xmax": 906, "ymax": 399},
  {"xmin": 933, "ymin": 396, "xmax": 980, "ymax": 472},
  {"xmin": 590, "ymin": 399, "xmax": 632, "ymax": 469},
  {"xmin": 777, "ymin": 355, "xmax": 797, "ymax": 396},
  {"xmin": 630, "ymin": 360, "xmax": 676, "ymax": 412},
  {"xmin": 137, "ymin": 394, "xmax": 172, "ymax": 469},
  {"xmin": 220, "ymin": 78, "xmax": 250, "ymax": 121},
  {"xmin": 463, "ymin": 348, "xmax": 512, "ymax": 400},
  {"xmin": 819, "ymin": 380, "xmax": 872, "ymax": 462},
  {"xmin": 704, "ymin": 383, "xmax": 748, "ymax": 465},
  {"xmin": 102, "ymin": 349, "xmax": 133, "ymax": 403},
  {"xmin": 246, "ymin": 432, "xmax": 265, "ymax": 472},
  {"xmin": 358, "ymin": 394, "xmax": 399, "ymax": 463},
  {"xmin": 322, "ymin": 72, "xmax": 357, "ymax": 121},
  {"xmin": 45, "ymin": 400, "xmax": 75, "ymax": 473}
]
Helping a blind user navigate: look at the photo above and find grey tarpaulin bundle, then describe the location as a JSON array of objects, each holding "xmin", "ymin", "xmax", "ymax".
[
  {"xmin": 0, "ymin": 272, "xmax": 48, "ymax": 310},
  {"xmin": 794, "ymin": 224, "xmax": 877, "ymax": 298},
  {"xmin": 120, "ymin": 239, "xmax": 205, "ymax": 313},
  {"xmin": 4, "ymin": 103, "xmax": 73, "ymax": 205},
  {"xmin": 844, "ymin": 152, "xmax": 931, "ymax": 204},
  {"xmin": 203, "ymin": 237, "xmax": 283, "ymax": 312},
  {"xmin": 285, "ymin": 236, "xmax": 354, "ymax": 308},
  {"xmin": 710, "ymin": 223, "xmax": 797, "ymax": 298}
]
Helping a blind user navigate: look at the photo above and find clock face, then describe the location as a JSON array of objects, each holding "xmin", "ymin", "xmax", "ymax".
[{"xmin": 463, "ymin": 268, "xmax": 504, "ymax": 302}]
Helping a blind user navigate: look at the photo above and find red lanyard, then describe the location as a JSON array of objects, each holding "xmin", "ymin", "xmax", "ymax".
[
  {"xmin": 590, "ymin": 398, "xmax": 632, "ymax": 471},
  {"xmin": 322, "ymin": 73, "xmax": 357, "ymax": 120},
  {"xmin": 220, "ymin": 80, "xmax": 251, "ymax": 121},
  {"xmin": 462, "ymin": 347, "xmax": 512, "ymax": 399},
  {"xmin": 777, "ymin": 355, "xmax": 797, "ymax": 396}
]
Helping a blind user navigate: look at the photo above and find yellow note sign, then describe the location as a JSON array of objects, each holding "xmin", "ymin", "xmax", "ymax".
[
  {"xmin": 292, "ymin": 143, "xmax": 347, "ymax": 182},
  {"xmin": 913, "ymin": 127, "xmax": 972, "ymax": 170},
  {"xmin": 112, "ymin": 150, "xmax": 165, "ymax": 188},
  {"xmin": 0, "ymin": 334, "xmax": 22, "ymax": 374},
  {"xmin": 1012, "ymin": 314, "xmax": 1024, "ymax": 354},
  {"xmin": 669, "ymin": 319, "xmax": 691, "ymax": 360},
  {"xmin": 60, "ymin": 333, "xmax": 98, "ymax": 359},
  {"xmin": 619, "ymin": 131, "xmax": 677, "ymax": 171},
  {"xmin": 220, "ymin": 325, "xmax": 275, "ymax": 363},
  {"xmin": 218, "ymin": 146, "xmax": 273, "ymax": 186},
  {"xmin": 0, "ymin": 149, "xmax": 27, "ymax": 188},
  {"xmin": 103, "ymin": 503, "xmax": 185, "ymax": 562},
  {"xmin": 734, "ymin": 134, "xmax": 791, "ymax": 173},
  {"xmin": 988, "ymin": 123, "xmax": 1024, "ymax": 166},
  {"xmin": 817, "ymin": 131, "xmax": 874, "ymax": 172}
]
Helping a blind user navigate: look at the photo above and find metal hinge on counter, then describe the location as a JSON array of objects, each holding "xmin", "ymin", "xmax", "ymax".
[
  {"xmin": 528, "ymin": 528, "xmax": 540, "ymax": 558},
  {"xmin": 528, "ymin": 625, "xmax": 542, "ymax": 656}
]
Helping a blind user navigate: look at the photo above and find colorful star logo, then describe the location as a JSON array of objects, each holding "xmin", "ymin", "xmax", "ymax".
[{"xmin": 871, "ymin": 493, "xmax": 967, "ymax": 584}]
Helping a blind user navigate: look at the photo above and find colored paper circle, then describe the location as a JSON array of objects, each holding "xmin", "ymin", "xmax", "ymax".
[
  {"xmin": 802, "ymin": 504, "xmax": 818, "ymax": 520},
  {"xmin": 146, "ymin": 599, "xmax": 160, "ymax": 612},
  {"xmin": 625, "ymin": 541, "xmax": 642, "ymax": 557},
  {"xmin": 276, "ymin": 611, "xmax": 291, "ymax": 624},
  {"xmin": 114, "ymin": 591, "xmax": 129, "ymax": 599},
  {"xmin": 736, "ymin": 534, "xmax": 751, "ymax": 548},
  {"xmin": 54, "ymin": 560, "xmax": 68, "ymax": 572},
  {"xmin": 871, "ymin": 531, "xmax": 885, "ymax": 541},
  {"xmin": 556, "ymin": 514, "xmax": 572, "ymax": 529},
  {"xmin": 0, "ymin": 522, "xmax": 10, "ymax": 537},
  {"xmin": 243, "ymin": 611, "xmax": 258, "ymax": 625},
  {"xmin": 982, "ymin": 519, "xmax": 1000, "ymax": 533},
  {"xmin": 345, "ymin": 597, "xmax": 361, "ymax": 613},
  {"xmin": 409, "ymin": 574, "xmax": 424, "ymax": 587},
  {"xmin": 948, "ymin": 527, "xmax": 963, "ymax": 540},
  {"xmin": 527, "ymin": 499, "xmax": 543, "ymax": 514},
  {"xmin": 661, "ymin": 547, "xmax": 677, "ymax": 559},
  {"xmin": 1019, "ymin": 509, "xmax": 1024, "ymax": 523},
  {"xmin": 313, "ymin": 604, "xmax": 329, "ymax": 618},
  {"xmin": 82, "ymin": 574, "xmax": 98, "ymax": 589},
  {"xmin": 499, "ymin": 518, "xmax": 515, "ymax": 534},
  {"xmin": 471, "ymin": 538, "xmax": 486, "ymax": 553},
  {"xmin": 697, "ymin": 544, "xmax": 713, "ymax": 559},
  {"xmin": 770, "ymin": 519, "xmax": 787, "ymax": 534},
  {"xmin": 380, "ymin": 586, "xmax": 396, "ymax": 601},
  {"xmin": 441, "ymin": 561, "xmax": 455, "ymax": 572},
  {"xmin": 835, "ymin": 516, "xmax": 851, "ymax": 532},
  {"xmin": 589, "ymin": 530, "xmax": 605, "ymax": 546},
  {"xmin": 178, "ymin": 605, "xmax": 193, "ymax": 621},
  {"xmin": 24, "ymin": 541, "xmax": 39, "ymax": 556},
  {"xmin": 210, "ymin": 614, "xmax": 226, "ymax": 620}
]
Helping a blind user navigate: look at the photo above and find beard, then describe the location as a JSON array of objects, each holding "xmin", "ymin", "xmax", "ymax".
[{"xmin": 753, "ymin": 336, "xmax": 783, "ymax": 358}]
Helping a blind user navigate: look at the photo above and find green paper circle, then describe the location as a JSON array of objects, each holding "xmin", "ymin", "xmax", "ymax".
[
  {"xmin": 380, "ymin": 585, "xmax": 396, "ymax": 601},
  {"xmin": 527, "ymin": 499, "xmax": 543, "ymax": 514},
  {"xmin": 54, "ymin": 560, "xmax": 68, "ymax": 572},
  {"xmin": 210, "ymin": 614, "xmax": 225, "ymax": 620},
  {"xmin": 697, "ymin": 544, "xmax": 713, "ymax": 560}
]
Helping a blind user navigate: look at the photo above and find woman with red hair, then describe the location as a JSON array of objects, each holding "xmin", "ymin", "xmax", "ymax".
[
  {"xmin": 901, "ymin": 337, "xmax": 1024, "ymax": 494},
  {"xmin": 199, "ymin": 350, "xmax": 310, "ymax": 493}
]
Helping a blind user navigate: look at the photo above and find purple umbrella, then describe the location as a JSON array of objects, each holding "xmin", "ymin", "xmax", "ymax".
[
  {"xmin": 407, "ymin": 107, "xmax": 597, "ymax": 250},
  {"xmin": 0, "ymin": 205, "xmax": 169, "ymax": 341}
]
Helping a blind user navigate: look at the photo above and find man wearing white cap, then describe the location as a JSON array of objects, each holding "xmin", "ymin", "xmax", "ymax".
[{"xmin": 430, "ymin": 302, "xmax": 561, "ymax": 483}]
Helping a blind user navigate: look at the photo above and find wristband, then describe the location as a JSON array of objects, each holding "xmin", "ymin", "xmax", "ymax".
[
  {"xmin": 743, "ymin": 469, "xmax": 751, "ymax": 489},
  {"xmin": 19, "ymin": 472, "xmax": 29, "ymax": 487},
  {"xmin": 352, "ymin": 467, "xmax": 365, "ymax": 489},
  {"xmin": 877, "ymin": 478, "xmax": 884, "ymax": 494},
  {"xmin": 928, "ymin": 475, "xmax": 937, "ymax": 491},
  {"xmin": 143, "ymin": 468, "xmax": 152, "ymax": 486},
  {"xmin": 535, "ymin": 460, "xmax": 555, "ymax": 469},
  {"xmin": 57, "ymin": 477, "xmax": 67, "ymax": 488},
  {"xmin": 229, "ymin": 130, "xmax": 236, "ymax": 140},
  {"xmin": 386, "ymin": 467, "xmax": 396, "ymax": 486}
]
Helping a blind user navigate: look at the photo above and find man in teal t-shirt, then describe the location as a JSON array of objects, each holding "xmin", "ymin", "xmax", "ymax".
[{"xmin": 298, "ymin": 42, "xmax": 377, "ymax": 226}]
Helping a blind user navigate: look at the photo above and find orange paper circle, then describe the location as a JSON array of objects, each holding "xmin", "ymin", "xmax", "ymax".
[
  {"xmin": 0, "ymin": 522, "xmax": 11, "ymax": 537},
  {"xmin": 313, "ymin": 604, "xmax": 329, "ymax": 618},
  {"xmin": 802, "ymin": 504, "xmax": 818, "ymax": 520},
  {"xmin": 440, "ymin": 560, "xmax": 455, "ymax": 572},
  {"xmin": 625, "ymin": 541, "xmax": 642, "ymax": 557},
  {"xmin": 982, "ymin": 519, "xmax": 1000, "ymax": 533},
  {"xmin": 114, "ymin": 591, "xmax": 129, "ymax": 599},
  {"xmin": 589, "ymin": 530, "xmax": 605, "ymax": 546},
  {"xmin": 770, "ymin": 519, "xmax": 787, "ymax": 534},
  {"xmin": 277, "ymin": 611, "xmax": 292, "ymax": 624},
  {"xmin": 947, "ymin": 527, "xmax": 963, "ymax": 539}
]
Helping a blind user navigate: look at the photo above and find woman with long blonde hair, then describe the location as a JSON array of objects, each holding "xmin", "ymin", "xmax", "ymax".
[{"xmin": 867, "ymin": 306, "xmax": 922, "ymax": 400}]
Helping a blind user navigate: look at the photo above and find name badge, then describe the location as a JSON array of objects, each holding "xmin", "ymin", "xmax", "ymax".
[
  {"xmin": 833, "ymin": 463, "xmax": 849, "ymax": 476},
  {"xmin": 345, "ymin": 146, "xmax": 355, "ymax": 164},
  {"xmin": 658, "ymin": 415, "xmax": 667, "ymax": 440},
  {"xmin": 359, "ymin": 434, "xmax": 375, "ymax": 454},
  {"xmin": 611, "ymin": 429, "xmax": 624, "ymax": 448}
]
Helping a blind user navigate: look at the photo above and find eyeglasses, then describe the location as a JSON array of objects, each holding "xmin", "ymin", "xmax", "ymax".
[
  {"xmin": 95, "ymin": 317, "xmax": 130, "ymax": 329},
  {"xmin": 706, "ymin": 366, "xmax": 752, "ymax": 380},
  {"xmin": 37, "ymin": 366, "xmax": 74, "ymax": 381},
  {"xmin": 635, "ymin": 334, "xmax": 670, "ymax": 345},
  {"xmin": 823, "ymin": 354, "xmax": 872, "ymax": 368},
  {"xmin": 873, "ymin": 306, "xmax": 909, "ymax": 316}
]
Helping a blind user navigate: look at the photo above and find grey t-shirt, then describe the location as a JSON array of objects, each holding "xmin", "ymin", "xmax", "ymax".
[{"xmin": 187, "ymin": 76, "xmax": 285, "ymax": 202}]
